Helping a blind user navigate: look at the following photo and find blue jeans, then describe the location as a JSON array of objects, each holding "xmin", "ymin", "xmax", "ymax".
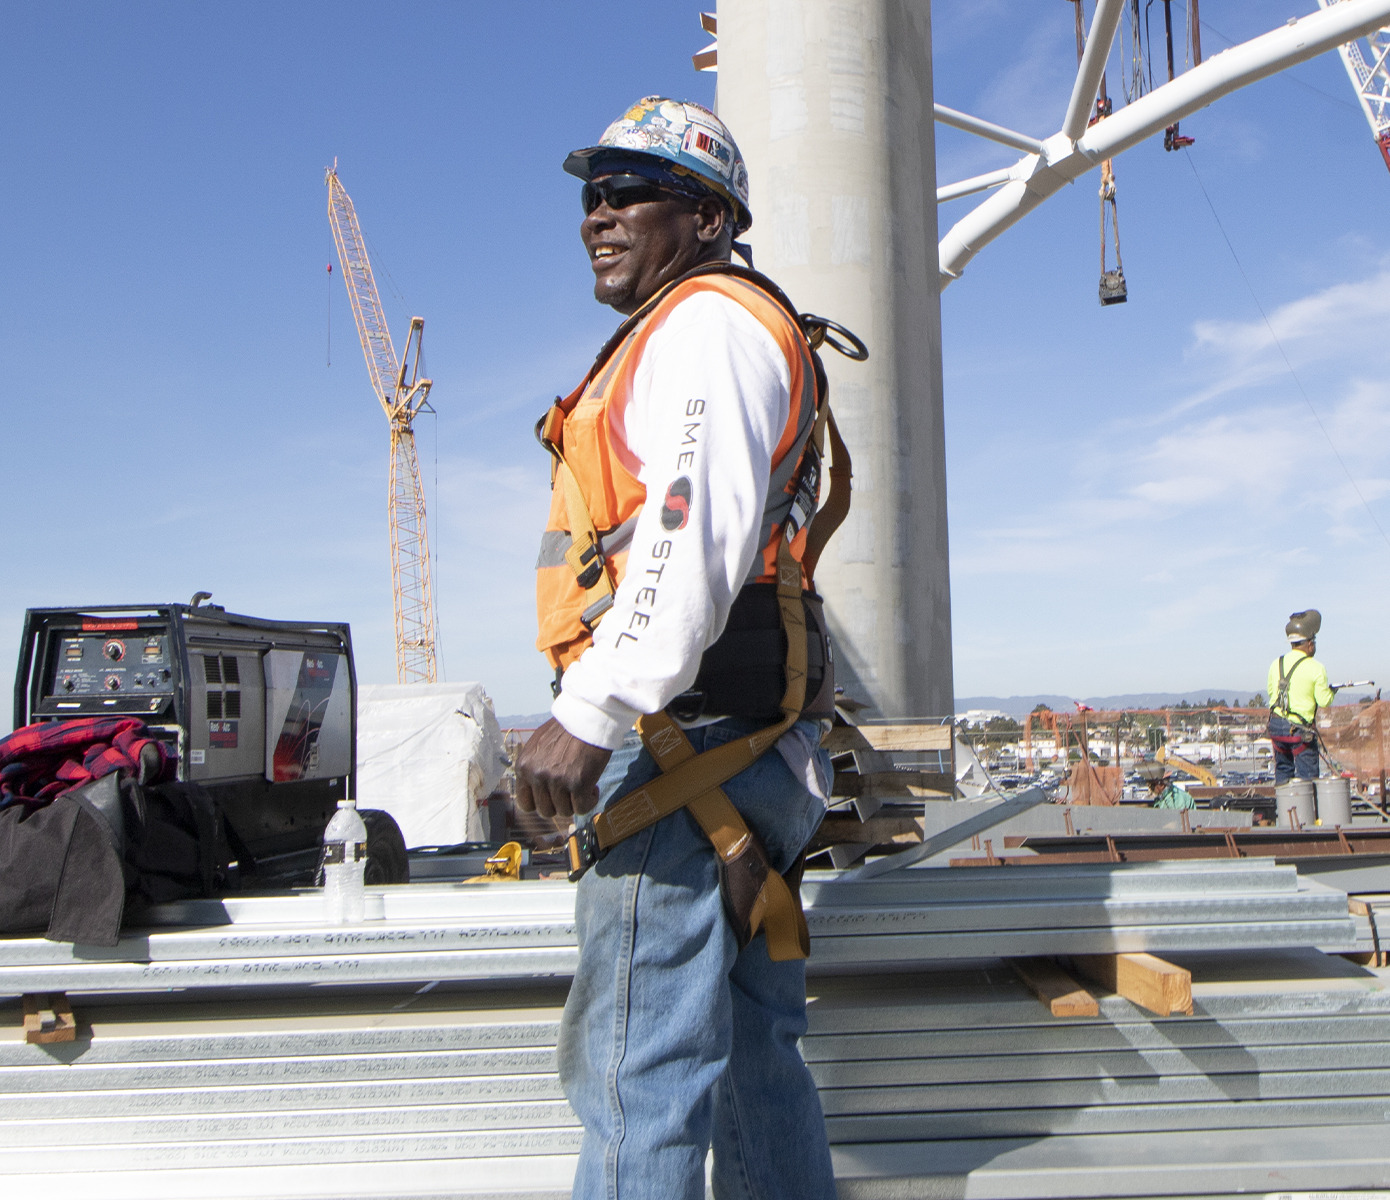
[
  {"xmin": 558, "ymin": 717, "xmax": 836, "ymax": 1200},
  {"xmin": 1269, "ymin": 714, "xmax": 1320, "ymax": 783}
]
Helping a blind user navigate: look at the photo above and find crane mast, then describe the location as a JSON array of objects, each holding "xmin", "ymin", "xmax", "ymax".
[
  {"xmin": 1318, "ymin": 0, "xmax": 1390, "ymax": 171},
  {"xmin": 326, "ymin": 164, "xmax": 439, "ymax": 684}
]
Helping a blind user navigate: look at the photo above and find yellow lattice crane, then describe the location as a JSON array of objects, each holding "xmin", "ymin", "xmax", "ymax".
[{"xmin": 326, "ymin": 162, "xmax": 438, "ymax": 684}]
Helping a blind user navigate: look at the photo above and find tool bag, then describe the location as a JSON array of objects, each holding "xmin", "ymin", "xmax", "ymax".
[{"xmin": 0, "ymin": 718, "xmax": 223, "ymax": 945}]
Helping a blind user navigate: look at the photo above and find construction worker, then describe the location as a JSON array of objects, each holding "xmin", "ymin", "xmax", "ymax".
[
  {"xmin": 1136, "ymin": 761, "xmax": 1195, "ymax": 810},
  {"xmin": 1267, "ymin": 609, "xmax": 1335, "ymax": 784},
  {"xmin": 514, "ymin": 98, "xmax": 837, "ymax": 1200}
]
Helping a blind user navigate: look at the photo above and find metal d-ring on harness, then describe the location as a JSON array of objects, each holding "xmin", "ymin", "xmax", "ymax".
[{"xmin": 546, "ymin": 262, "xmax": 866, "ymax": 962}]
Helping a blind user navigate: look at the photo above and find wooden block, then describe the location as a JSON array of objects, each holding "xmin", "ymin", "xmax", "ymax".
[
  {"xmin": 1069, "ymin": 952, "xmax": 1194, "ymax": 1017},
  {"xmin": 1008, "ymin": 958, "xmax": 1100, "ymax": 1018},
  {"xmin": 808, "ymin": 814, "xmax": 923, "ymax": 849},
  {"xmin": 823, "ymin": 723, "xmax": 953, "ymax": 754},
  {"xmin": 831, "ymin": 770, "xmax": 955, "ymax": 800},
  {"xmin": 23, "ymin": 993, "xmax": 76, "ymax": 1045}
]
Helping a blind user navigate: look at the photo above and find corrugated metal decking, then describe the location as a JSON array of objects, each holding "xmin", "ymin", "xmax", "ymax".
[
  {"xmin": 0, "ymin": 860, "xmax": 1385, "ymax": 1196},
  {"xmin": 0, "ymin": 861, "xmax": 1360, "ymax": 994},
  {"xmin": 1, "ymin": 951, "xmax": 1388, "ymax": 1196}
]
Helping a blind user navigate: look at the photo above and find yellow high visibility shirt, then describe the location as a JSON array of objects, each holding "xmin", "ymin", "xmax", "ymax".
[{"xmin": 1267, "ymin": 650, "xmax": 1335, "ymax": 725}]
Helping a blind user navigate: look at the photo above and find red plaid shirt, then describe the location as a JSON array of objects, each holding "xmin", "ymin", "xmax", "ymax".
[{"xmin": 0, "ymin": 717, "xmax": 173, "ymax": 811}]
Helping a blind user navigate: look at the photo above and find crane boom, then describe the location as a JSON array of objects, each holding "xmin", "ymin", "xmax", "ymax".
[
  {"xmin": 1318, "ymin": 0, "xmax": 1390, "ymax": 171},
  {"xmin": 325, "ymin": 163, "xmax": 439, "ymax": 684}
]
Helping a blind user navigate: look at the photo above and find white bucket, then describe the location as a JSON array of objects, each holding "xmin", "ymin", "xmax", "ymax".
[
  {"xmin": 1276, "ymin": 780, "xmax": 1316, "ymax": 828},
  {"xmin": 1316, "ymin": 776, "xmax": 1352, "ymax": 827}
]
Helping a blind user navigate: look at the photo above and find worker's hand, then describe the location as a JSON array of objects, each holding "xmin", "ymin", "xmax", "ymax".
[{"xmin": 514, "ymin": 718, "xmax": 613, "ymax": 820}]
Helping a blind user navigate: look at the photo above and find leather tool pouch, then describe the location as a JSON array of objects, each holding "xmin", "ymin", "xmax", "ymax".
[
  {"xmin": 671, "ymin": 584, "xmax": 835, "ymax": 723},
  {"xmin": 718, "ymin": 837, "xmax": 811, "ymax": 952},
  {"xmin": 718, "ymin": 834, "xmax": 771, "ymax": 950}
]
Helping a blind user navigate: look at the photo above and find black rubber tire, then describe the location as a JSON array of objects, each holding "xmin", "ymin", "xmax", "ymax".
[{"xmin": 360, "ymin": 809, "xmax": 410, "ymax": 885}]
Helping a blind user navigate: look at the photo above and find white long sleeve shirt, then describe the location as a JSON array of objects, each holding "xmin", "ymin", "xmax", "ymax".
[{"xmin": 551, "ymin": 291, "xmax": 791, "ymax": 751}]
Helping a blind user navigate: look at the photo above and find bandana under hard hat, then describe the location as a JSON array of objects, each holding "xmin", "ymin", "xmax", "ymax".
[{"xmin": 563, "ymin": 97, "xmax": 753, "ymax": 235}]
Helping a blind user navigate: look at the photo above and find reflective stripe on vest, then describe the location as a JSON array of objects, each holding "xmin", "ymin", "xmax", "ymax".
[{"xmin": 535, "ymin": 274, "xmax": 819, "ymax": 672}]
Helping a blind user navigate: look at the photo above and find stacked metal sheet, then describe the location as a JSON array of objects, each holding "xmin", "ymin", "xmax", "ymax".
[
  {"xmin": 2, "ymin": 950, "xmax": 1388, "ymax": 1197},
  {"xmin": 0, "ymin": 860, "xmax": 1358, "ymax": 995},
  {"xmin": 813, "ymin": 951, "xmax": 1390, "ymax": 1198},
  {"xmin": 0, "ymin": 985, "xmax": 580, "ymax": 1197},
  {"xmin": 0, "ymin": 859, "xmax": 1374, "ymax": 1196},
  {"xmin": 802, "ymin": 859, "xmax": 1358, "ymax": 966}
]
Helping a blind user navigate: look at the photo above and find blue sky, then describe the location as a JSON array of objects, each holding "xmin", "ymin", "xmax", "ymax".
[{"xmin": 3, "ymin": 2, "xmax": 1387, "ymax": 722}]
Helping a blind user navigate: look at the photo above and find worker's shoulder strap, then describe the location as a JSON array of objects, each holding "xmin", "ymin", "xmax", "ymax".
[
  {"xmin": 537, "ymin": 260, "xmax": 861, "ymax": 624},
  {"xmin": 674, "ymin": 262, "xmax": 870, "ymax": 366},
  {"xmin": 591, "ymin": 260, "xmax": 868, "ymax": 381},
  {"xmin": 1273, "ymin": 653, "xmax": 1309, "ymax": 716},
  {"xmin": 672, "ymin": 263, "xmax": 862, "ymax": 581}
]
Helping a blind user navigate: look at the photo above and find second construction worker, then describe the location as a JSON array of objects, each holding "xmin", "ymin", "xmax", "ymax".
[
  {"xmin": 513, "ymin": 98, "xmax": 842, "ymax": 1199},
  {"xmin": 1136, "ymin": 761, "xmax": 1195, "ymax": 810},
  {"xmin": 1267, "ymin": 609, "xmax": 1334, "ymax": 784}
]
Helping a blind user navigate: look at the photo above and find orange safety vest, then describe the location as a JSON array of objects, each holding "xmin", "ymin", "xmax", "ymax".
[{"xmin": 535, "ymin": 271, "xmax": 820, "ymax": 673}]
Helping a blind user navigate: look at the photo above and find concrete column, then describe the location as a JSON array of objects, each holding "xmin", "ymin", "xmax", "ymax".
[{"xmin": 716, "ymin": 0, "xmax": 952, "ymax": 718}]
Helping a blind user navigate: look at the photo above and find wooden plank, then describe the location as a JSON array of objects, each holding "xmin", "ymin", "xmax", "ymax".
[
  {"xmin": 832, "ymin": 770, "xmax": 955, "ymax": 799},
  {"xmin": 1068, "ymin": 952, "xmax": 1194, "ymax": 1017},
  {"xmin": 824, "ymin": 723, "xmax": 953, "ymax": 754},
  {"xmin": 23, "ymin": 992, "xmax": 76, "ymax": 1045},
  {"xmin": 1348, "ymin": 897, "xmax": 1385, "ymax": 966},
  {"xmin": 1008, "ymin": 958, "xmax": 1100, "ymax": 1018},
  {"xmin": 808, "ymin": 814, "xmax": 923, "ymax": 849}
]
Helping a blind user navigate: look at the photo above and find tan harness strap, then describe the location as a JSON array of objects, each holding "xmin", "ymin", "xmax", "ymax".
[
  {"xmin": 578, "ymin": 536, "xmax": 813, "ymax": 961},
  {"xmin": 800, "ymin": 410, "xmax": 852, "ymax": 582},
  {"xmin": 635, "ymin": 710, "xmax": 810, "ymax": 962},
  {"xmin": 591, "ymin": 536, "xmax": 808, "ymax": 851}
]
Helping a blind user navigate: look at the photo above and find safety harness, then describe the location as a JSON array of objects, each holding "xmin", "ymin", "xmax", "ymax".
[
  {"xmin": 536, "ymin": 262, "xmax": 864, "ymax": 961},
  {"xmin": 1269, "ymin": 652, "xmax": 1316, "ymax": 748}
]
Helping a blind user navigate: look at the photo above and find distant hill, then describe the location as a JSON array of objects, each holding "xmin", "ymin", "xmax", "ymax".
[
  {"xmin": 496, "ymin": 711, "xmax": 553, "ymax": 730},
  {"xmin": 507, "ymin": 694, "xmax": 1265, "ymax": 726},
  {"xmin": 956, "ymin": 692, "xmax": 1257, "ymax": 720}
]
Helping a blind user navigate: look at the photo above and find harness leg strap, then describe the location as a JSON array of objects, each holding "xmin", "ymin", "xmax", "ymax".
[{"xmin": 640, "ymin": 711, "xmax": 809, "ymax": 961}]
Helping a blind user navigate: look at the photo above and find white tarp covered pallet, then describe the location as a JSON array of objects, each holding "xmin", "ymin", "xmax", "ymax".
[{"xmin": 355, "ymin": 683, "xmax": 509, "ymax": 849}]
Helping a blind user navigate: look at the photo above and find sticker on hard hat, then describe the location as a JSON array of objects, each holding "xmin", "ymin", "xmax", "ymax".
[{"xmin": 682, "ymin": 124, "xmax": 732, "ymax": 172}]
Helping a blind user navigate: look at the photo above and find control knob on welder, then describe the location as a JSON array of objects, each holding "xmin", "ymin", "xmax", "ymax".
[
  {"xmin": 61, "ymin": 676, "xmax": 75, "ymax": 692},
  {"xmin": 104, "ymin": 675, "xmax": 121, "ymax": 691},
  {"xmin": 103, "ymin": 639, "xmax": 125, "ymax": 662}
]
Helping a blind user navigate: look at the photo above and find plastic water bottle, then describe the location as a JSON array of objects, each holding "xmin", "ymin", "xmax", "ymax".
[{"xmin": 321, "ymin": 799, "xmax": 367, "ymax": 924}]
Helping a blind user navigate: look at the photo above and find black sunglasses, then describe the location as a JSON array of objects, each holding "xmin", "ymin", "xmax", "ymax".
[{"xmin": 581, "ymin": 174, "xmax": 700, "ymax": 216}]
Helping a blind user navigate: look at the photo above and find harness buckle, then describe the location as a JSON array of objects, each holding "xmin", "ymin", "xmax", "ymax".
[
  {"xmin": 567, "ymin": 537, "xmax": 605, "ymax": 590},
  {"xmin": 566, "ymin": 822, "xmax": 603, "ymax": 882}
]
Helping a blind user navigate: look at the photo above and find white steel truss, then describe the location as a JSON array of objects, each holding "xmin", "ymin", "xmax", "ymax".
[
  {"xmin": 935, "ymin": 0, "xmax": 1390, "ymax": 286},
  {"xmin": 1318, "ymin": 0, "xmax": 1390, "ymax": 168}
]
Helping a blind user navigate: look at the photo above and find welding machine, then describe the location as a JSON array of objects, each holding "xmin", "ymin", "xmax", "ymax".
[{"xmin": 12, "ymin": 597, "xmax": 406, "ymax": 886}]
